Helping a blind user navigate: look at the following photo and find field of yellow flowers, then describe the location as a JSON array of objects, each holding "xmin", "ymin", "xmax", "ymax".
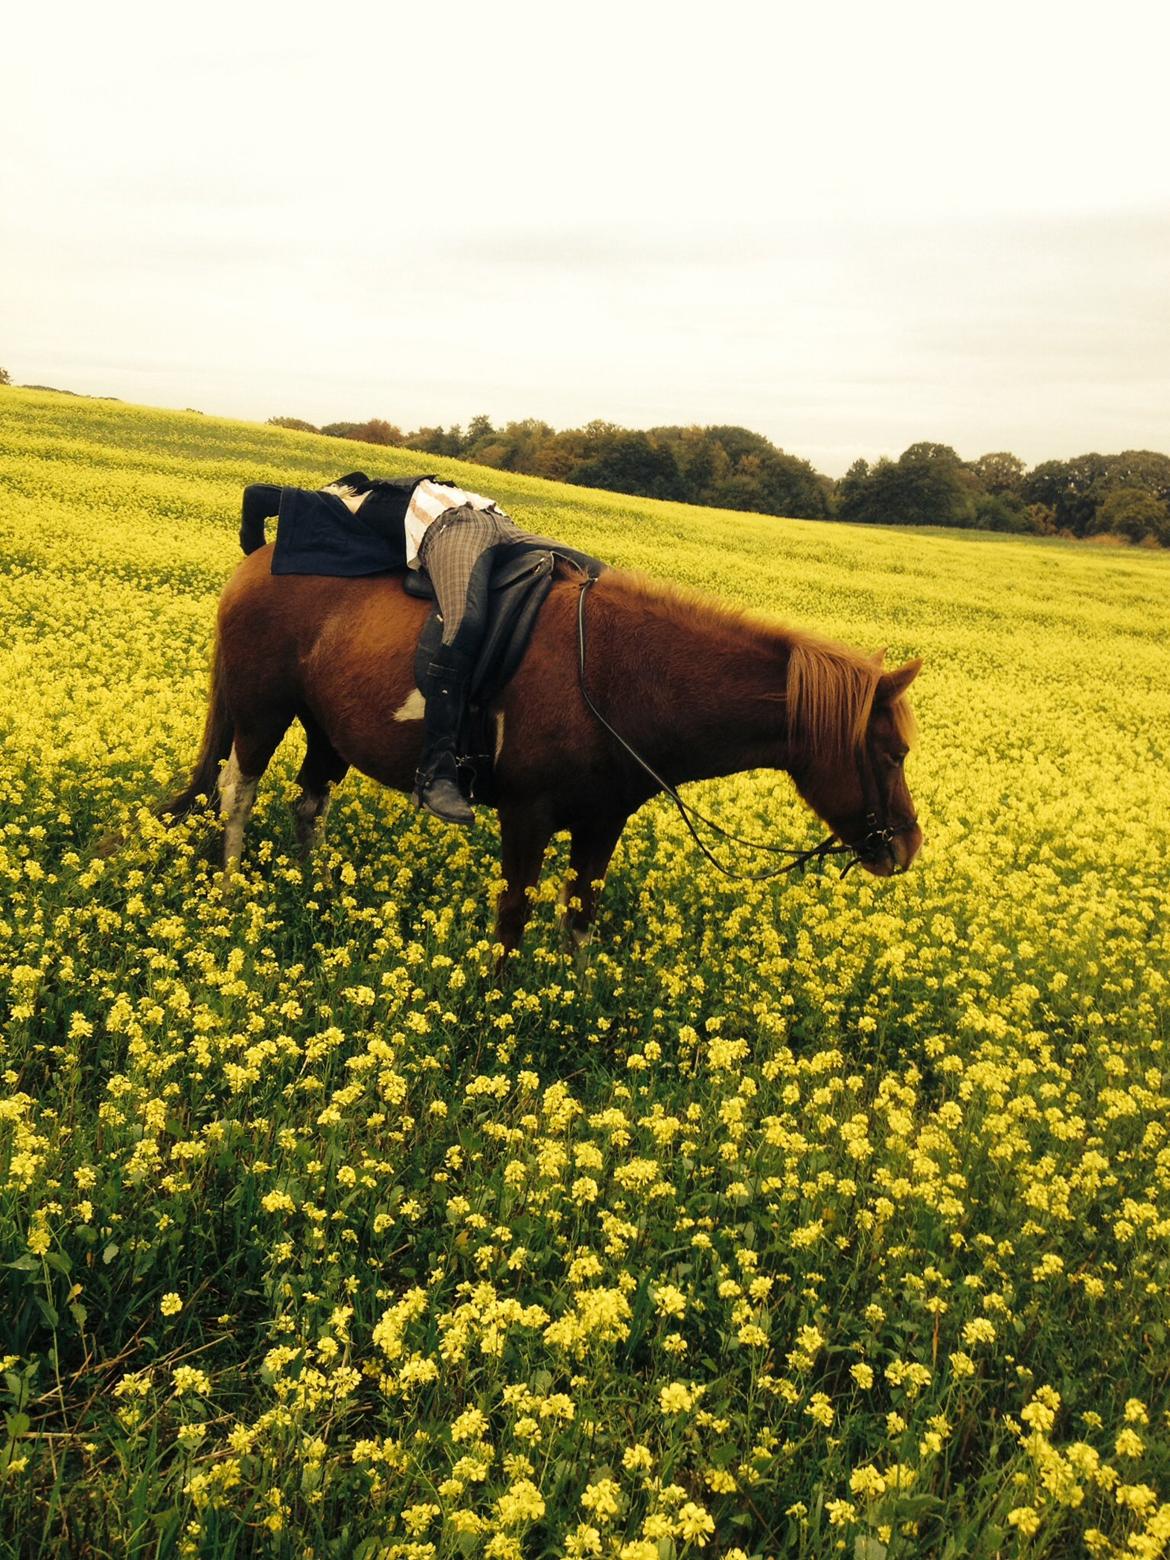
[{"xmin": 1, "ymin": 387, "xmax": 1169, "ymax": 1559}]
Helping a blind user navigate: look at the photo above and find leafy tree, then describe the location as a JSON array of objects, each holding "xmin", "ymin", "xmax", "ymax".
[
  {"xmin": 570, "ymin": 430, "xmax": 686, "ymax": 502},
  {"xmin": 970, "ymin": 451, "xmax": 1026, "ymax": 495},
  {"xmin": 529, "ymin": 435, "xmax": 583, "ymax": 481},
  {"xmin": 974, "ymin": 492, "xmax": 1035, "ymax": 533},
  {"xmin": 402, "ymin": 425, "xmax": 463, "ymax": 457},
  {"xmin": 267, "ymin": 416, "xmax": 318, "ymax": 433},
  {"xmin": 835, "ymin": 458, "xmax": 871, "ymax": 521},
  {"xmin": 840, "ymin": 457, "xmax": 899, "ymax": 525},
  {"xmin": 1094, "ymin": 487, "xmax": 1170, "ymax": 544},
  {"xmin": 318, "ymin": 418, "xmax": 402, "ymax": 446},
  {"xmin": 1101, "ymin": 450, "xmax": 1170, "ymax": 502},
  {"xmin": 667, "ymin": 425, "xmax": 732, "ymax": 497},
  {"xmin": 835, "ymin": 446, "xmax": 975, "ymax": 528},
  {"xmin": 1026, "ymin": 503, "xmax": 1057, "ymax": 535},
  {"xmin": 463, "ymin": 419, "xmax": 557, "ymax": 472},
  {"xmin": 351, "ymin": 418, "xmax": 402, "ymax": 446},
  {"xmin": 467, "ymin": 441, "xmax": 515, "ymax": 470},
  {"xmin": 0, "ymin": 366, "xmax": 10, "ymax": 387},
  {"xmin": 580, "ymin": 419, "xmax": 622, "ymax": 442},
  {"xmin": 1022, "ymin": 455, "xmax": 1111, "ymax": 536},
  {"xmin": 647, "ymin": 424, "xmax": 829, "ymax": 518},
  {"xmin": 465, "ymin": 414, "xmax": 495, "ymax": 445},
  {"xmin": 891, "ymin": 443, "xmax": 977, "ymax": 526}
]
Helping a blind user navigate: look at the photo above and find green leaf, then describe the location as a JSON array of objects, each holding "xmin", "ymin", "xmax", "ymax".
[
  {"xmin": 890, "ymin": 1492, "xmax": 943, "ymax": 1519},
  {"xmin": 102, "ymin": 1243, "xmax": 119, "ymax": 1264},
  {"xmin": 4, "ymin": 1412, "xmax": 30, "ymax": 1439},
  {"xmin": 855, "ymin": 1538, "xmax": 888, "ymax": 1560}
]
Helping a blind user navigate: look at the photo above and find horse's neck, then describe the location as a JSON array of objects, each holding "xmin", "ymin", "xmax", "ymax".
[{"xmin": 599, "ymin": 585, "xmax": 792, "ymax": 786}]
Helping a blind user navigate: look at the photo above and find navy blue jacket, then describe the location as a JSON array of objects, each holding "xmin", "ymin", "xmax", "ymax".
[{"xmin": 240, "ymin": 474, "xmax": 440, "ymax": 576}]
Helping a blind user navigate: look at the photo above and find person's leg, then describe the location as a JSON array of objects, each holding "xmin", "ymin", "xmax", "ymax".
[
  {"xmin": 421, "ymin": 508, "xmax": 511, "ymax": 645},
  {"xmin": 412, "ymin": 509, "xmax": 506, "ymax": 824}
]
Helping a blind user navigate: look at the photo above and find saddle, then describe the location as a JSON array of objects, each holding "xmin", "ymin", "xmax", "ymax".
[{"xmin": 404, "ymin": 539, "xmax": 606, "ymax": 802}]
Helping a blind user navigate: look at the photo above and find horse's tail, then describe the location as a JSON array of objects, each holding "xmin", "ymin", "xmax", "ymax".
[{"xmin": 155, "ymin": 637, "xmax": 234, "ymax": 824}]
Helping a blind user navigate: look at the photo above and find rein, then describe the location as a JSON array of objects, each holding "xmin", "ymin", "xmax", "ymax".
[{"xmin": 572, "ymin": 572, "xmax": 877, "ymax": 883}]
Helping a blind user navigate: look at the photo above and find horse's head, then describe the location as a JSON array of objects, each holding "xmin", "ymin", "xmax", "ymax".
[{"xmin": 787, "ymin": 648, "xmax": 923, "ymax": 876}]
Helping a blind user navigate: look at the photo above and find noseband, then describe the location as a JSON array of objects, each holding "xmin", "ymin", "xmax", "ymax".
[
  {"xmin": 839, "ymin": 813, "xmax": 918, "ymax": 877},
  {"xmin": 573, "ymin": 574, "xmax": 916, "ymax": 883}
]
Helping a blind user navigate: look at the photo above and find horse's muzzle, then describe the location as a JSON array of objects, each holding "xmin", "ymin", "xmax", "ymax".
[{"xmin": 856, "ymin": 820, "xmax": 923, "ymax": 877}]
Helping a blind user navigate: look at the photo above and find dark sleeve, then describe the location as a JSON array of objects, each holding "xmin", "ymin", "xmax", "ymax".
[{"xmin": 240, "ymin": 484, "xmax": 283, "ymax": 554}]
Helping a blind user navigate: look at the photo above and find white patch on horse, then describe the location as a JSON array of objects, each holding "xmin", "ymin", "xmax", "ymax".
[
  {"xmin": 218, "ymin": 748, "xmax": 242, "ymax": 816},
  {"xmin": 393, "ymin": 688, "xmax": 426, "ymax": 722},
  {"xmin": 494, "ymin": 710, "xmax": 505, "ymax": 762},
  {"xmin": 219, "ymin": 746, "xmax": 260, "ymax": 870}
]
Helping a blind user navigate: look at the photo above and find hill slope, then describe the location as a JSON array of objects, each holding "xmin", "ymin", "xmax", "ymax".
[{"xmin": 2, "ymin": 388, "xmax": 1170, "ymax": 1556}]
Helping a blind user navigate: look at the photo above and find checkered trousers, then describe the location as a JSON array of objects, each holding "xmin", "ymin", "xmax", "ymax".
[{"xmin": 417, "ymin": 504, "xmax": 547, "ymax": 645}]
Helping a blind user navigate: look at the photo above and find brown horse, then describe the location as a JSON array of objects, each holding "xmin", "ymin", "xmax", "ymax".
[{"xmin": 160, "ymin": 546, "xmax": 922, "ymax": 952}]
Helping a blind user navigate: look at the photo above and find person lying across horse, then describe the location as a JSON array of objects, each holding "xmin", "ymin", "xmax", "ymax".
[{"xmin": 239, "ymin": 472, "xmax": 562, "ymax": 827}]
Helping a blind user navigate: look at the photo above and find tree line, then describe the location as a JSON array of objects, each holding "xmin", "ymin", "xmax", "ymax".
[
  {"xmin": 267, "ymin": 411, "xmax": 1170, "ymax": 546},
  {"xmin": 4, "ymin": 370, "xmax": 1165, "ymax": 544}
]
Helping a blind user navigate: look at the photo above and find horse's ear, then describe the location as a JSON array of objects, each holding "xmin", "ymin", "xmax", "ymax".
[
  {"xmin": 877, "ymin": 658, "xmax": 922, "ymax": 702},
  {"xmin": 870, "ymin": 647, "xmax": 887, "ymax": 667}
]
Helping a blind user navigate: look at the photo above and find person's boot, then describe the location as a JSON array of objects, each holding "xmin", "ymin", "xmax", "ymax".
[{"xmin": 413, "ymin": 646, "xmax": 475, "ymax": 825}]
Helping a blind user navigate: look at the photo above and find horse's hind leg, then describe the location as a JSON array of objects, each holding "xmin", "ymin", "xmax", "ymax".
[
  {"xmin": 293, "ymin": 713, "xmax": 349, "ymax": 860},
  {"xmin": 219, "ymin": 712, "xmax": 293, "ymax": 875},
  {"xmin": 219, "ymin": 749, "xmax": 261, "ymax": 875}
]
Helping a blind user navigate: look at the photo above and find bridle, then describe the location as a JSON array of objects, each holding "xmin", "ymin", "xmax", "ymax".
[
  {"xmin": 572, "ymin": 572, "xmax": 917, "ymax": 883},
  {"xmin": 843, "ymin": 736, "xmax": 919, "ymax": 877}
]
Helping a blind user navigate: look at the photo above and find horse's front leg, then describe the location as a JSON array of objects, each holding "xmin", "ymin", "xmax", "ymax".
[
  {"xmin": 293, "ymin": 715, "xmax": 350, "ymax": 867},
  {"xmin": 496, "ymin": 804, "xmax": 554, "ymax": 958},
  {"xmin": 564, "ymin": 813, "xmax": 628, "ymax": 953}
]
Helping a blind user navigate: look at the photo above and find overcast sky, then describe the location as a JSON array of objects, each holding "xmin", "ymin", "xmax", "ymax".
[{"xmin": 3, "ymin": 0, "xmax": 1168, "ymax": 476}]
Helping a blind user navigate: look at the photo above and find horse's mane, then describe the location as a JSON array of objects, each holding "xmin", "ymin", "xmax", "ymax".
[{"xmin": 597, "ymin": 568, "xmax": 917, "ymax": 762}]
